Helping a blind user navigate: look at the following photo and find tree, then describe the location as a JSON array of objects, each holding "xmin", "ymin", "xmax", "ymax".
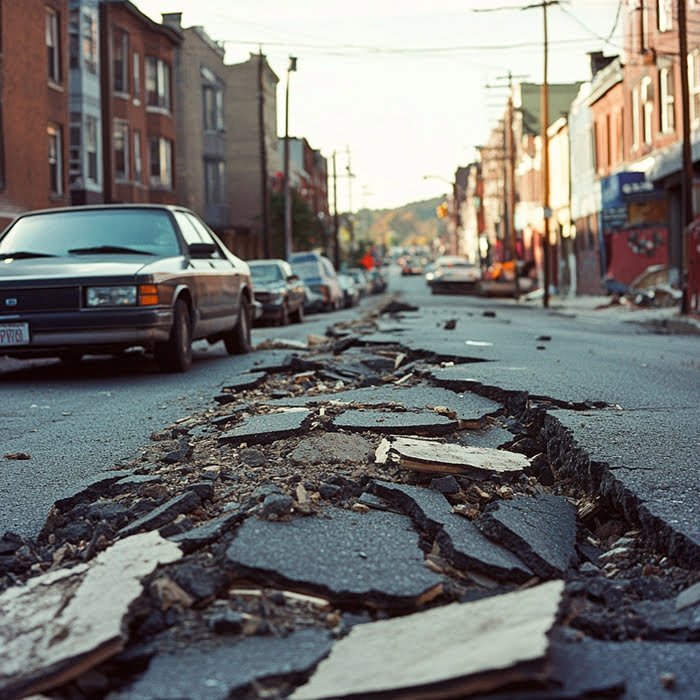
[{"xmin": 270, "ymin": 190, "xmax": 327, "ymax": 258}]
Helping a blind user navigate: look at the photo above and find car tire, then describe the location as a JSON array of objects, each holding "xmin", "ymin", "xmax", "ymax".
[
  {"xmin": 224, "ymin": 296, "xmax": 252, "ymax": 355},
  {"xmin": 155, "ymin": 299, "xmax": 193, "ymax": 372},
  {"xmin": 277, "ymin": 303, "xmax": 289, "ymax": 327},
  {"xmin": 291, "ymin": 302, "xmax": 304, "ymax": 324}
]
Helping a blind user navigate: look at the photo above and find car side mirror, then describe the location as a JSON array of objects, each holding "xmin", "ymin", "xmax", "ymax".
[
  {"xmin": 287, "ymin": 274, "xmax": 300, "ymax": 282},
  {"xmin": 188, "ymin": 242, "xmax": 217, "ymax": 258}
]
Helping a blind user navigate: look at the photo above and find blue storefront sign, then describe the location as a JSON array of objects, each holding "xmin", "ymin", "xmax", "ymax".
[{"xmin": 601, "ymin": 172, "xmax": 660, "ymax": 231}]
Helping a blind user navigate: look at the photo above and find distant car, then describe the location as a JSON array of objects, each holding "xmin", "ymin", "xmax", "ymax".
[
  {"xmin": 430, "ymin": 255, "xmax": 481, "ymax": 294},
  {"xmin": 248, "ymin": 259, "xmax": 305, "ymax": 326},
  {"xmin": 289, "ymin": 251, "xmax": 343, "ymax": 312},
  {"xmin": 347, "ymin": 267, "xmax": 372, "ymax": 297},
  {"xmin": 0, "ymin": 204, "xmax": 256, "ymax": 372},
  {"xmin": 337, "ymin": 273, "xmax": 360, "ymax": 308},
  {"xmin": 424, "ymin": 261, "xmax": 437, "ymax": 285},
  {"xmin": 367, "ymin": 267, "xmax": 388, "ymax": 294},
  {"xmin": 401, "ymin": 257, "xmax": 424, "ymax": 276}
]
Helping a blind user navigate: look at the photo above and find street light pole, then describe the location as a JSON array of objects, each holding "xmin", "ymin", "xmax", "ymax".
[
  {"xmin": 283, "ymin": 56, "xmax": 297, "ymax": 261},
  {"xmin": 541, "ymin": 1, "xmax": 551, "ymax": 309}
]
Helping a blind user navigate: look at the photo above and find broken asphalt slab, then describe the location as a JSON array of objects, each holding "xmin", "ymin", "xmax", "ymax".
[
  {"xmin": 266, "ymin": 383, "xmax": 501, "ymax": 424},
  {"xmin": 0, "ymin": 532, "xmax": 182, "ymax": 699},
  {"xmin": 369, "ymin": 480, "xmax": 533, "ymax": 582},
  {"xmin": 217, "ymin": 409, "xmax": 312, "ymax": 447},
  {"xmin": 108, "ymin": 628, "xmax": 333, "ymax": 700},
  {"xmin": 290, "ymin": 433, "xmax": 375, "ymax": 465},
  {"xmin": 330, "ymin": 408, "xmax": 458, "ymax": 435},
  {"xmin": 376, "ymin": 435, "xmax": 528, "ymax": 478},
  {"xmin": 477, "ymin": 493, "xmax": 578, "ymax": 578},
  {"xmin": 292, "ymin": 580, "xmax": 565, "ymax": 700},
  {"xmin": 225, "ymin": 507, "xmax": 444, "ymax": 608},
  {"xmin": 546, "ymin": 407, "xmax": 700, "ymax": 568}
]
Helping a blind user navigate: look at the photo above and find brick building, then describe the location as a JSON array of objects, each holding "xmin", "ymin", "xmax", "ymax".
[
  {"xmin": 0, "ymin": 0, "xmax": 70, "ymax": 229},
  {"xmin": 98, "ymin": 0, "xmax": 181, "ymax": 205}
]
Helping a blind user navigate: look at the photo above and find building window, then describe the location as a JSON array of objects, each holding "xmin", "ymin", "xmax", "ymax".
[
  {"xmin": 86, "ymin": 116, "xmax": 98, "ymax": 183},
  {"xmin": 133, "ymin": 130, "xmax": 142, "ymax": 183},
  {"xmin": 149, "ymin": 137, "xmax": 173, "ymax": 188},
  {"xmin": 202, "ymin": 85, "xmax": 224, "ymax": 131},
  {"xmin": 82, "ymin": 10, "xmax": 98, "ymax": 73},
  {"xmin": 113, "ymin": 29, "xmax": 129, "ymax": 94},
  {"xmin": 641, "ymin": 76, "xmax": 653, "ymax": 145},
  {"xmin": 145, "ymin": 57, "xmax": 171, "ymax": 110},
  {"xmin": 46, "ymin": 8, "xmax": 60, "ymax": 83},
  {"xmin": 204, "ymin": 159, "xmax": 225, "ymax": 203},
  {"xmin": 659, "ymin": 67, "xmax": 675, "ymax": 133},
  {"xmin": 113, "ymin": 120, "xmax": 129, "ymax": 180},
  {"xmin": 657, "ymin": 0, "xmax": 672, "ymax": 33},
  {"xmin": 133, "ymin": 53, "xmax": 141, "ymax": 101},
  {"xmin": 48, "ymin": 125, "xmax": 63, "ymax": 195},
  {"xmin": 689, "ymin": 50, "xmax": 700, "ymax": 127},
  {"xmin": 0, "ymin": 105, "xmax": 5, "ymax": 190},
  {"xmin": 632, "ymin": 86, "xmax": 640, "ymax": 148}
]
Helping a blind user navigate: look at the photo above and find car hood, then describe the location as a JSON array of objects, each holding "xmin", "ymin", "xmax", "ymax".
[
  {"xmin": 252, "ymin": 280, "xmax": 286, "ymax": 293},
  {"xmin": 0, "ymin": 255, "xmax": 184, "ymax": 283}
]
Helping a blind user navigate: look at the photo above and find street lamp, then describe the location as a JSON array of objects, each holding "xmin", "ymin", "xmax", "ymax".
[{"xmin": 283, "ymin": 56, "xmax": 297, "ymax": 261}]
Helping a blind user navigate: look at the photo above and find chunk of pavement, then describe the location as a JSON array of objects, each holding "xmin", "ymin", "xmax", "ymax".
[
  {"xmin": 376, "ymin": 436, "xmax": 528, "ymax": 478},
  {"xmin": 168, "ymin": 508, "xmax": 244, "ymax": 553},
  {"xmin": 110, "ymin": 628, "xmax": 332, "ymax": 700},
  {"xmin": 221, "ymin": 371, "xmax": 267, "ymax": 392},
  {"xmin": 161, "ymin": 437, "xmax": 192, "ymax": 464},
  {"xmin": 292, "ymin": 580, "xmax": 565, "ymax": 699},
  {"xmin": 52, "ymin": 470, "xmax": 135, "ymax": 511},
  {"xmin": 676, "ymin": 582, "xmax": 700, "ymax": 611},
  {"xmin": 225, "ymin": 508, "xmax": 443, "ymax": 608},
  {"xmin": 0, "ymin": 532, "xmax": 181, "ymax": 699},
  {"xmin": 370, "ymin": 480, "xmax": 532, "ymax": 583},
  {"xmin": 331, "ymin": 409, "xmax": 458, "ymax": 436},
  {"xmin": 430, "ymin": 475, "xmax": 460, "ymax": 494},
  {"xmin": 239, "ymin": 447, "xmax": 267, "ymax": 467},
  {"xmin": 291, "ymin": 433, "xmax": 374, "ymax": 466},
  {"xmin": 218, "ymin": 410, "xmax": 311, "ymax": 446},
  {"xmin": 512, "ymin": 633, "xmax": 700, "ymax": 700},
  {"xmin": 477, "ymin": 494, "xmax": 577, "ymax": 578},
  {"xmin": 117, "ymin": 491, "xmax": 201, "ymax": 538},
  {"xmin": 259, "ymin": 493, "xmax": 294, "ymax": 518}
]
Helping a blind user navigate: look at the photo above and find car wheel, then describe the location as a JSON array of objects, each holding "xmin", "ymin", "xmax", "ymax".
[
  {"xmin": 277, "ymin": 303, "xmax": 289, "ymax": 327},
  {"xmin": 224, "ymin": 296, "xmax": 252, "ymax": 355},
  {"xmin": 155, "ymin": 299, "xmax": 192, "ymax": 372},
  {"xmin": 291, "ymin": 302, "xmax": 304, "ymax": 324}
]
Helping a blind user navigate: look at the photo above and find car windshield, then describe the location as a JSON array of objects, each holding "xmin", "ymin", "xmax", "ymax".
[
  {"xmin": 250, "ymin": 264, "xmax": 283, "ymax": 283},
  {"xmin": 291, "ymin": 259, "xmax": 321, "ymax": 280},
  {"xmin": 0, "ymin": 209, "xmax": 181, "ymax": 258}
]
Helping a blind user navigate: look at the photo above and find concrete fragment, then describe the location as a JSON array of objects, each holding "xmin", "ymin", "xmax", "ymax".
[
  {"xmin": 168, "ymin": 508, "xmax": 244, "ymax": 553},
  {"xmin": 221, "ymin": 371, "xmax": 267, "ymax": 393},
  {"xmin": 117, "ymin": 491, "xmax": 201, "ymax": 538},
  {"xmin": 225, "ymin": 508, "xmax": 443, "ymax": 608},
  {"xmin": 376, "ymin": 436, "xmax": 528, "ymax": 477},
  {"xmin": 292, "ymin": 581, "xmax": 565, "ymax": 699},
  {"xmin": 259, "ymin": 493, "xmax": 294, "ymax": 518},
  {"xmin": 676, "ymin": 582, "xmax": 700, "ymax": 611},
  {"xmin": 218, "ymin": 410, "xmax": 311, "ymax": 446},
  {"xmin": 370, "ymin": 480, "xmax": 532, "ymax": 582},
  {"xmin": 331, "ymin": 409, "xmax": 458, "ymax": 435},
  {"xmin": 430, "ymin": 475, "xmax": 461, "ymax": 494},
  {"xmin": 0, "ymin": 532, "xmax": 181, "ymax": 699},
  {"xmin": 477, "ymin": 494, "xmax": 577, "ymax": 578},
  {"xmin": 110, "ymin": 628, "xmax": 332, "ymax": 700},
  {"xmin": 291, "ymin": 433, "xmax": 374, "ymax": 466}
]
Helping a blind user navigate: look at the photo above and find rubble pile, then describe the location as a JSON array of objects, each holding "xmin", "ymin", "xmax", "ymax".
[{"xmin": 1, "ymin": 303, "xmax": 699, "ymax": 699}]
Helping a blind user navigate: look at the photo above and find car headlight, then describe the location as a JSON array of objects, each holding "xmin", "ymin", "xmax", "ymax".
[{"xmin": 86, "ymin": 286, "xmax": 138, "ymax": 307}]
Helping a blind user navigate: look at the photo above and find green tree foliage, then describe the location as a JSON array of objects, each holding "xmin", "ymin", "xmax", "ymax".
[{"xmin": 270, "ymin": 190, "xmax": 328, "ymax": 259}]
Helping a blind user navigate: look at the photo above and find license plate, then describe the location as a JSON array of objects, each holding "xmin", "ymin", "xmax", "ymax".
[{"xmin": 0, "ymin": 322, "xmax": 30, "ymax": 346}]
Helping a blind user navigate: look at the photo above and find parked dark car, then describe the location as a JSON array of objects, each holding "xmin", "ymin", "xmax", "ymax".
[
  {"xmin": 289, "ymin": 251, "xmax": 342, "ymax": 312},
  {"xmin": 248, "ymin": 259, "xmax": 305, "ymax": 326},
  {"xmin": 337, "ymin": 273, "xmax": 360, "ymax": 308},
  {"xmin": 347, "ymin": 267, "xmax": 372, "ymax": 297},
  {"xmin": 367, "ymin": 267, "xmax": 388, "ymax": 294},
  {"xmin": 0, "ymin": 204, "xmax": 257, "ymax": 372}
]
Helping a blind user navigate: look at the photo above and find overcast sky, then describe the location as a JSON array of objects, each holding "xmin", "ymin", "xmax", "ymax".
[{"xmin": 137, "ymin": 0, "xmax": 624, "ymax": 210}]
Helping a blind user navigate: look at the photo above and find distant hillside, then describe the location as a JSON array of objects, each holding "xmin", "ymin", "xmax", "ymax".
[{"xmin": 356, "ymin": 197, "xmax": 443, "ymax": 248}]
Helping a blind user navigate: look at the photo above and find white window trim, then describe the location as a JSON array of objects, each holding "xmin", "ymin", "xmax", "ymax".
[
  {"xmin": 632, "ymin": 86, "xmax": 640, "ymax": 149},
  {"xmin": 48, "ymin": 125, "xmax": 63, "ymax": 196},
  {"xmin": 113, "ymin": 119, "xmax": 130, "ymax": 181},
  {"xmin": 46, "ymin": 9, "xmax": 60, "ymax": 83},
  {"xmin": 659, "ymin": 67, "xmax": 675, "ymax": 134},
  {"xmin": 658, "ymin": 0, "xmax": 672, "ymax": 33},
  {"xmin": 641, "ymin": 76, "xmax": 653, "ymax": 146},
  {"xmin": 690, "ymin": 50, "xmax": 700, "ymax": 128}
]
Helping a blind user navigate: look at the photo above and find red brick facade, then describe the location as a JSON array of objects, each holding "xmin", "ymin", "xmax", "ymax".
[
  {"xmin": 0, "ymin": 0, "xmax": 70, "ymax": 229},
  {"xmin": 99, "ymin": 1, "xmax": 180, "ymax": 205}
]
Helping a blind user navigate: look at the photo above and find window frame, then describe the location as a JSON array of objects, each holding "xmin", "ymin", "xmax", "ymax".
[
  {"xmin": 657, "ymin": 0, "xmax": 673, "ymax": 33},
  {"xmin": 641, "ymin": 76, "xmax": 653, "ymax": 146},
  {"xmin": 132, "ymin": 52, "xmax": 141, "ymax": 102},
  {"xmin": 112, "ymin": 28, "xmax": 129, "ymax": 95},
  {"xmin": 48, "ymin": 124, "xmax": 63, "ymax": 196},
  {"xmin": 113, "ymin": 119, "xmax": 130, "ymax": 181},
  {"xmin": 148, "ymin": 137, "xmax": 173, "ymax": 189},
  {"xmin": 133, "ymin": 129, "xmax": 142, "ymax": 183},
  {"xmin": 204, "ymin": 158, "xmax": 225, "ymax": 204},
  {"xmin": 631, "ymin": 86, "xmax": 640, "ymax": 149},
  {"xmin": 46, "ymin": 8, "xmax": 61, "ymax": 84},
  {"xmin": 689, "ymin": 50, "xmax": 700, "ymax": 127},
  {"xmin": 145, "ymin": 56, "xmax": 171, "ymax": 111},
  {"xmin": 659, "ymin": 66, "xmax": 675, "ymax": 134},
  {"xmin": 85, "ymin": 115, "xmax": 99, "ymax": 184}
]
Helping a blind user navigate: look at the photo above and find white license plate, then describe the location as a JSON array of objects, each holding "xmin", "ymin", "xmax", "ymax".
[{"xmin": 0, "ymin": 322, "xmax": 30, "ymax": 346}]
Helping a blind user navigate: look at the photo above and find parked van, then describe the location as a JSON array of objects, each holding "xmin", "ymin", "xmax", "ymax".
[{"xmin": 289, "ymin": 251, "xmax": 343, "ymax": 312}]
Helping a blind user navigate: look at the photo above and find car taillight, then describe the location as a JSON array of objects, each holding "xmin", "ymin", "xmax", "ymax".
[
  {"xmin": 138, "ymin": 284, "xmax": 160, "ymax": 306},
  {"xmin": 321, "ymin": 285, "xmax": 330, "ymax": 303}
]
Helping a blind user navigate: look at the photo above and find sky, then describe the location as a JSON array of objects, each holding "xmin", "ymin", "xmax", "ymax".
[{"xmin": 136, "ymin": 0, "xmax": 625, "ymax": 211}]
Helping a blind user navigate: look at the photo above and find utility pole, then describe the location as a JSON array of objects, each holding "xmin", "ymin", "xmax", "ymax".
[
  {"xmin": 678, "ymin": 0, "xmax": 693, "ymax": 313},
  {"xmin": 332, "ymin": 151, "xmax": 340, "ymax": 271},
  {"xmin": 346, "ymin": 146, "xmax": 356, "ymax": 253},
  {"xmin": 283, "ymin": 56, "xmax": 297, "ymax": 261},
  {"xmin": 539, "ymin": 1, "xmax": 554, "ymax": 309},
  {"xmin": 257, "ymin": 49, "xmax": 270, "ymax": 258}
]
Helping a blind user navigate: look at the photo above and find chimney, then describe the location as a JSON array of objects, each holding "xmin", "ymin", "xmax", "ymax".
[{"xmin": 161, "ymin": 12, "xmax": 182, "ymax": 29}]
